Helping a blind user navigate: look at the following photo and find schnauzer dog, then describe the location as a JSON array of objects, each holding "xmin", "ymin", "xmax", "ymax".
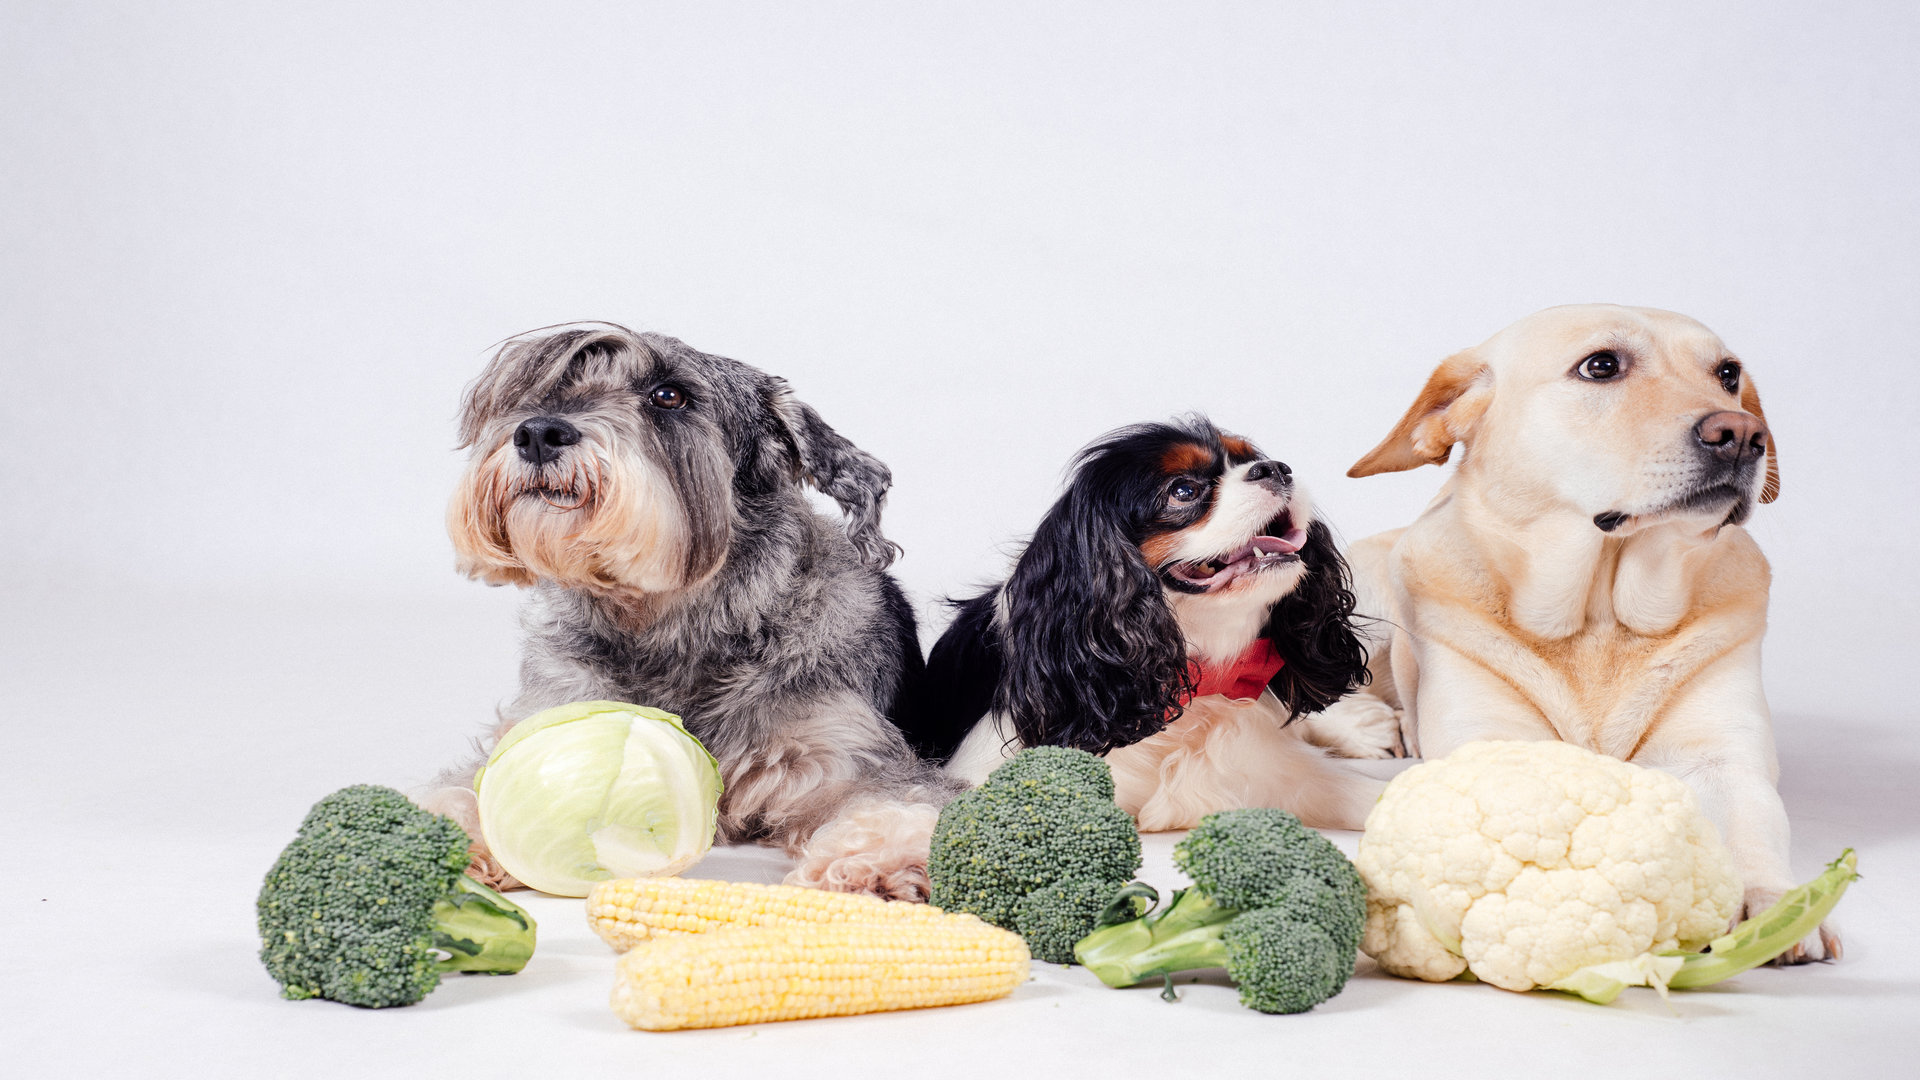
[{"xmin": 423, "ymin": 323, "xmax": 960, "ymax": 900}]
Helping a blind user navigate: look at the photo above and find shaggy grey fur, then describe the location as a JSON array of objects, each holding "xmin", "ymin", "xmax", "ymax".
[{"xmin": 438, "ymin": 324, "xmax": 958, "ymax": 893}]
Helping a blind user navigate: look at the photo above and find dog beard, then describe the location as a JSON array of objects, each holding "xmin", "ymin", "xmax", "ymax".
[{"xmin": 448, "ymin": 423, "xmax": 702, "ymax": 594}]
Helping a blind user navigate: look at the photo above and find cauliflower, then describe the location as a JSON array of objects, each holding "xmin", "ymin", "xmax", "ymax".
[{"xmin": 1355, "ymin": 740, "xmax": 1741, "ymax": 993}]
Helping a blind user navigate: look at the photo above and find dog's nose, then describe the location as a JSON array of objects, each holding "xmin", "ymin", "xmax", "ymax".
[
  {"xmin": 1244, "ymin": 459, "xmax": 1291, "ymax": 484},
  {"xmin": 514, "ymin": 417, "xmax": 581, "ymax": 466},
  {"xmin": 1694, "ymin": 411, "xmax": 1768, "ymax": 465}
]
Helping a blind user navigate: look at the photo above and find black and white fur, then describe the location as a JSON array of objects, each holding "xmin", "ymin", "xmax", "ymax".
[
  {"xmin": 426, "ymin": 323, "xmax": 959, "ymax": 899},
  {"xmin": 922, "ymin": 418, "xmax": 1391, "ymax": 830}
]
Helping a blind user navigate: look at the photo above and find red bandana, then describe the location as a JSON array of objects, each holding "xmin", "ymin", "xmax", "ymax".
[{"xmin": 1181, "ymin": 638, "xmax": 1285, "ymax": 705}]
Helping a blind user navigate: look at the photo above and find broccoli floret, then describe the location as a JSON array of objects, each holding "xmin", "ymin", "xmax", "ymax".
[
  {"xmin": 257, "ymin": 785, "xmax": 537, "ymax": 1007},
  {"xmin": 928, "ymin": 748, "xmax": 1140, "ymax": 937},
  {"xmin": 1259, "ymin": 868, "xmax": 1365, "ymax": 956},
  {"xmin": 1174, "ymin": 807, "xmax": 1366, "ymax": 952},
  {"xmin": 1223, "ymin": 910, "xmax": 1353, "ymax": 1013},
  {"xmin": 985, "ymin": 745, "xmax": 1116, "ymax": 801},
  {"xmin": 1015, "ymin": 879, "xmax": 1125, "ymax": 964},
  {"xmin": 1074, "ymin": 807, "xmax": 1365, "ymax": 1014}
]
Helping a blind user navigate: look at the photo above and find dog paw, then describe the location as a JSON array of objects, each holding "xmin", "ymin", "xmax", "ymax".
[
  {"xmin": 1299, "ymin": 697, "xmax": 1405, "ymax": 759},
  {"xmin": 787, "ymin": 853, "xmax": 932, "ymax": 902},
  {"xmin": 464, "ymin": 845, "xmax": 525, "ymax": 892},
  {"xmin": 414, "ymin": 785, "xmax": 525, "ymax": 892},
  {"xmin": 1740, "ymin": 885, "xmax": 1840, "ymax": 965},
  {"xmin": 784, "ymin": 800, "xmax": 939, "ymax": 902}
]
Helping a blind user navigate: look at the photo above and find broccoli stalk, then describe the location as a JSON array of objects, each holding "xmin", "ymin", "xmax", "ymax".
[
  {"xmin": 1073, "ymin": 808, "xmax": 1367, "ymax": 1014},
  {"xmin": 258, "ymin": 785, "xmax": 537, "ymax": 1007},
  {"xmin": 1074, "ymin": 887, "xmax": 1236, "ymax": 987},
  {"xmin": 429, "ymin": 873, "xmax": 539, "ymax": 975}
]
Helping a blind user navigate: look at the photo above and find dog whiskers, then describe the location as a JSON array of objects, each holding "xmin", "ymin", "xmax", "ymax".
[{"xmin": 490, "ymin": 452, "xmax": 602, "ymax": 513}]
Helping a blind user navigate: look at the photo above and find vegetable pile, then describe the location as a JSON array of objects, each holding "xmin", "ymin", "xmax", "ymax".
[
  {"xmin": 1356, "ymin": 740, "xmax": 1859, "ymax": 1002},
  {"xmin": 257, "ymin": 785, "xmax": 537, "ymax": 1008},
  {"xmin": 475, "ymin": 700, "xmax": 723, "ymax": 896},
  {"xmin": 590, "ymin": 877, "xmax": 1030, "ymax": 1029},
  {"xmin": 927, "ymin": 747, "xmax": 1142, "ymax": 962},
  {"xmin": 1074, "ymin": 808, "xmax": 1367, "ymax": 1014},
  {"xmin": 256, "ymin": 734, "xmax": 1862, "ymax": 1021}
]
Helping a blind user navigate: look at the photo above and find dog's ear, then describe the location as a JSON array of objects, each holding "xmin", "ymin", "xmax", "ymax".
[
  {"xmin": 994, "ymin": 488, "xmax": 1192, "ymax": 754},
  {"xmin": 766, "ymin": 379, "xmax": 902, "ymax": 569},
  {"xmin": 1262, "ymin": 520, "xmax": 1371, "ymax": 717},
  {"xmin": 1739, "ymin": 375, "xmax": 1781, "ymax": 503},
  {"xmin": 1348, "ymin": 349, "xmax": 1493, "ymax": 477}
]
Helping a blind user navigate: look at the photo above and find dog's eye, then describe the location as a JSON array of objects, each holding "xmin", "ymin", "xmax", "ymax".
[
  {"xmin": 649, "ymin": 385, "xmax": 688, "ymax": 409},
  {"xmin": 1169, "ymin": 480, "xmax": 1202, "ymax": 503},
  {"xmin": 1716, "ymin": 359, "xmax": 1741, "ymax": 394},
  {"xmin": 1576, "ymin": 351, "xmax": 1624, "ymax": 381}
]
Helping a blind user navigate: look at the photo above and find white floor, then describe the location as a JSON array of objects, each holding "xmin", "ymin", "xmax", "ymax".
[{"xmin": 6, "ymin": 583, "xmax": 1916, "ymax": 1079}]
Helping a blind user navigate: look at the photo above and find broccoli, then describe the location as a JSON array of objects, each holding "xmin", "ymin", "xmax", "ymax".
[
  {"xmin": 928, "ymin": 748, "xmax": 1140, "ymax": 961},
  {"xmin": 984, "ymin": 744, "xmax": 1116, "ymax": 800},
  {"xmin": 1073, "ymin": 807, "xmax": 1365, "ymax": 1014},
  {"xmin": 257, "ymin": 785, "xmax": 538, "ymax": 1007},
  {"xmin": 1222, "ymin": 910, "xmax": 1353, "ymax": 1014},
  {"xmin": 1015, "ymin": 879, "xmax": 1127, "ymax": 965}
]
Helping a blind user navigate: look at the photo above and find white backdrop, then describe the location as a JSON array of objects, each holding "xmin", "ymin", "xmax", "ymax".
[
  {"xmin": 7, "ymin": 3, "xmax": 1917, "ymax": 692},
  {"xmin": 4, "ymin": 3, "xmax": 1917, "ymax": 1076}
]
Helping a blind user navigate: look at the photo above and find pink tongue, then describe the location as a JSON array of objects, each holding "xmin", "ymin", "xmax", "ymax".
[
  {"xmin": 1171, "ymin": 528, "xmax": 1308, "ymax": 588},
  {"xmin": 1253, "ymin": 528, "xmax": 1306, "ymax": 556}
]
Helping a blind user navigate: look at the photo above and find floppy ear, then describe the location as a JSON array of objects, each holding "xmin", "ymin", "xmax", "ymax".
[
  {"xmin": 1261, "ymin": 520, "xmax": 1371, "ymax": 717},
  {"xmin": 1739, "ymin": 376, "xmax": 1781, "ymax": 503},
  {"xmin": 768, "ymin": 379, "xmax": 902, "ymax": 568},
  {"xmin": 1348, "ymin": 349, "xmax": 1493, "ymax": 477},
  {"xmin": 995, "ymin": 490, "xmax": 1193, "ymax": 754}
]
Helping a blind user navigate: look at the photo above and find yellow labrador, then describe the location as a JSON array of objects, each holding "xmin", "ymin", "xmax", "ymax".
[{"xmin": 1313, "ymin": 304, "xmax": 1834, "ymax": 962}]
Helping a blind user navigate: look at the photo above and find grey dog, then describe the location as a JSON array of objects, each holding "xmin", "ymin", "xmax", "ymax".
[{"xmin": 423, "ymin": 323, "xmax": 960, "ymax": 899}]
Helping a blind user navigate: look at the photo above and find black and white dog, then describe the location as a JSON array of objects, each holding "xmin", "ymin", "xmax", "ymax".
[
  {"xmin": 425, "ymin": 324, "xmax": 959, "ymax": 899},
  {"xmin": 922, "ymin": 418, "xmax": 1392, "ymax": 830}
]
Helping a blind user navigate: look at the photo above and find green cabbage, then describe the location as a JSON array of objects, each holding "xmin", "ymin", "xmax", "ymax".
[{"xmin": 473, "ymin": 701, "xmax": 722, "ymax": 896}]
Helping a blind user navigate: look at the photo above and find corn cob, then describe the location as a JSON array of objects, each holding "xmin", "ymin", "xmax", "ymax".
[
  {"xmin": 611, "ymin": 918, "xmax": 1031, "ymax": 1030},
  {"xmin": 586, "ymin": 877, "xmax": 950, "ymax": 952}
]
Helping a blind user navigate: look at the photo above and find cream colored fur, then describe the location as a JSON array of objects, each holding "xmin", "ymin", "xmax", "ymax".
[
  {"xmin": 784, "ymin": 798, "xmax": 941, "ymax": 898},
  {"xmin": 1329, "ymin": 304, "xmax": 1834, "ymax": 962},
  {"xmin": 1105, "ymin": 691, "xmax": 1383, "ymax": 831},
  {"xmin": 947, "ymin": 696, "xmax": 1384, "ymax": 833},
  {"xmin": 447, "ymin": 414, "xmax": 696, "ymax": 594}
]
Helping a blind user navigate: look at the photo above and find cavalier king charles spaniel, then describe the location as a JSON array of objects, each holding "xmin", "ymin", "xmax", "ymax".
[{"xmin": 920, "ymin": 417, "xmax": 1390, "ymax": 830}]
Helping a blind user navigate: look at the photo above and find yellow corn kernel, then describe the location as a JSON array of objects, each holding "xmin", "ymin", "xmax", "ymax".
[
  {"xmin": 610, "ymin": 918, "xmax": 1031, "ymax": 1030},
  {"xmin": 586, "ymin": 877, "xmax": 950, "ymax": 952}
]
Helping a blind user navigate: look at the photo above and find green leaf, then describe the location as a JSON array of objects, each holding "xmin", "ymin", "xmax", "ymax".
[{"xmin": 1666, "ymin": 849, "xmax": 1858, "ymax": 989}]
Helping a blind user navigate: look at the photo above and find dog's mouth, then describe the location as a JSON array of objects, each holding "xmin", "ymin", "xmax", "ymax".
[
  {"xmin": 508, "ymin": 470, "xmax": 595, "ymax": 510},
  {"xmin": 1594, "ymin": 483, "xmax": 1752, "ymax": 534},
  {"xmin": 1164, "ymin": 510, "xmax": 1307, "ymax": 592}
]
